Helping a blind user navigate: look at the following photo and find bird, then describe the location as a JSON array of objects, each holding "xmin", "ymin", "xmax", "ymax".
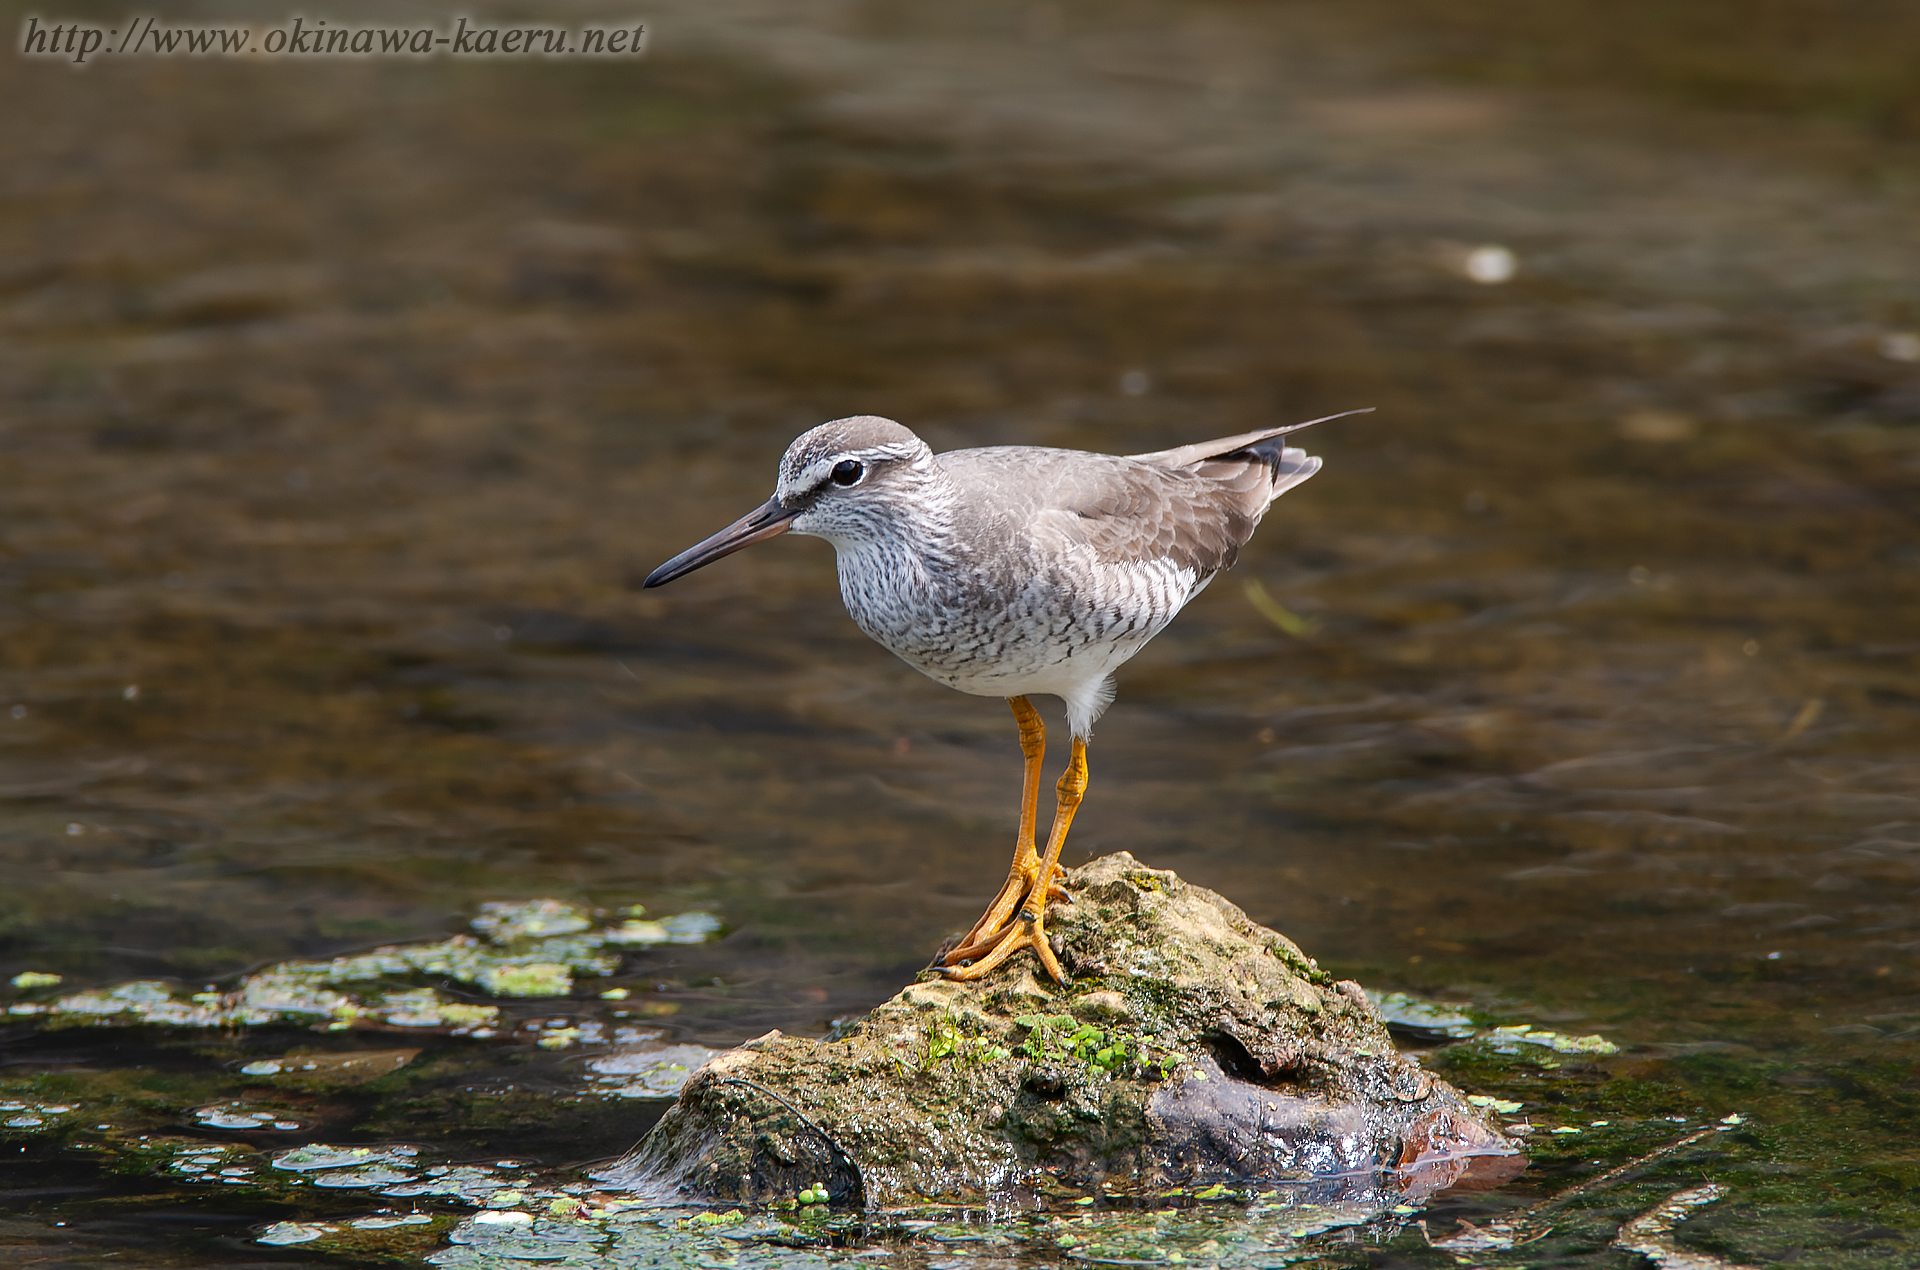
[{"xmin": 642, "ymin": 411, "xmax": 1352, "ymax": 983}]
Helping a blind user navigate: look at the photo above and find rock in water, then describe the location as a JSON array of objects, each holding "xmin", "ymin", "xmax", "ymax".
[{"xmin": 598, "ymin": 853, "xmax": 1520, "ymax": 1208}]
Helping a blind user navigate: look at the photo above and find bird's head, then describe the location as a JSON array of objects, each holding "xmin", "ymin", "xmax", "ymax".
[{"xmin": 643, "ymin": 416, "xmax": 936, "ymax": 587}]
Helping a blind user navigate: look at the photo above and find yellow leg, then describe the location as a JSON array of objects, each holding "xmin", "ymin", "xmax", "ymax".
[
  {"xmin": 940, "ymin": 698, "xmax": 1046, "ymax": 964},
  {"xmin": 942, "ymin": 735, "xmax": 1087, "ymax": 984}
]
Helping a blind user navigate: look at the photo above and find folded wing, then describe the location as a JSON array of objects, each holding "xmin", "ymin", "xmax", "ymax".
[{"xmin": 1035, "ymin": 434, "xmax": 1322, "ymax": 578}]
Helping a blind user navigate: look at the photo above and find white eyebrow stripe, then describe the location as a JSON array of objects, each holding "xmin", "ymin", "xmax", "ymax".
[
  {"xmin": 779, "ymin": 443, "xmax": 921, "ymax": 501},
  {"xmin": 817, "ymin": 445, "xmax": 915, "ymax": 478}
]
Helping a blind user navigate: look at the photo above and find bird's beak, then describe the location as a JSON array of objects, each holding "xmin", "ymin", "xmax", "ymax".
[{"xmin": 642, "ymin": 498, "xmax": 799, "ymax": 588}]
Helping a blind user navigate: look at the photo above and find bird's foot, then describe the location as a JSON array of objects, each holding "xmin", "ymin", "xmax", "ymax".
[
  {"xmin": 935, "ymin": 903, "xmax": 1065, "ymax": 984},
  {"xmin": 941, "ymin": 869, "xmax": 1070, "ymax": 969}
]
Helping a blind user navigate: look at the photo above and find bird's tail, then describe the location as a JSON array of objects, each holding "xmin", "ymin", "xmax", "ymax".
[{"xmin": 1239, "ymin": 440, "xmax": 1322, "ymax": 500}]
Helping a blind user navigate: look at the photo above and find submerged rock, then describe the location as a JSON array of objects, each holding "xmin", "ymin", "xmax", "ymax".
[{"xmin": 599, "ymin": 853, "xmax": 1521, "ymax": 1208}]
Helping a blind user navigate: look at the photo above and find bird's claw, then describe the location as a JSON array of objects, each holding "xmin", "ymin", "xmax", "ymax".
[
  {"xmin": 938, "ymin": 874, "xmax": 1070, "ymax": 982},
  {"xmin": 937, "ymin": 908, "xmax": 1065, "ymax": 983}
]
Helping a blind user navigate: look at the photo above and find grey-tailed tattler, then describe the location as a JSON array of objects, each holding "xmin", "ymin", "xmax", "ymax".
[{"xmin": 643, "ymin": 411, "xmax": 1357, "ymax": 982}]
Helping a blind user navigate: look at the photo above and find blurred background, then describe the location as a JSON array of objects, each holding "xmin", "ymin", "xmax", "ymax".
[{"xmin": 3, "ymin": 0, "xmax": 1920, "ymax": 1260}]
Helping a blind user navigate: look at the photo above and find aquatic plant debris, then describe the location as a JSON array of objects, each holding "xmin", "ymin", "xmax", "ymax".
[
  {"xmin": 274, "ymin": 1143, "xmax": 420, "ymax": 1172},
  {"xmin": 0, "ymin": 890, "xmax": 1749, "ymax": 1269},
  {"xmin": 412, "ymin": 1193, "xmax": 1393, "ymax": 1269},
  {"xmin": 259, "ymin": 1221, "xmax": 331, "ymax": 1245},
  {"xmin": 195, "ymin": 1101, "xmax": 306, "ymax": 1130},
  {"xmin": 4, "ymin": 898, "xmax": 722, "ymax": 1030},
  {"xmin": 587, "ymin": 1043, "xmax": 726, "ymax": 1097},
  {"xmin": 1366, "ymin": 990, "xmax": 1479, "ymax": 1041},
  {"xmin": 1366, "ymin": 992, "xmax": 1622, "ymax": 1056},
  {"xmin": 481, "ymin": 962, "xmax": 574, "ymax": 997},
  {"xmin": 0, "ymin": 1098, "xmax": 78, "ymax": 1132},
  {"xmin": 136, "ymin": 1133, "xmax": 573, "ymax": 1225},
  {"xmin": 471, "ymin": 899, "xmax": 592, "ymax": 941},
  {"xmin": 1483, "ymin": 1024, "xmax": 1619, "ymax": 1054},
  {"xmin": 0, "ymin": 1007, "xmax": 1775, "ymax": 1270}
]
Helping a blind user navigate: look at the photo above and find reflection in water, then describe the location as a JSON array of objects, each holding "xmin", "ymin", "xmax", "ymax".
[{"xmin": 2, "ymin": 0, "xmax": 1919, "ymax": 1263}]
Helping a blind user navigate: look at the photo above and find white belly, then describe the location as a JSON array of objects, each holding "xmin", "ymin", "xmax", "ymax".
[{"xmin": 833, "ymin": 540, "xmax": 1208, "ymax": 733}]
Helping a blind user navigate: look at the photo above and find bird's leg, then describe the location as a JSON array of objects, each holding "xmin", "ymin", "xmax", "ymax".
[
  {"xmin": 1021, "ymin": 736, "xmax": 1088, "ymax": 980},
  {"xmin": 939, "ymin": 697, "xmax": 1047, "ymax": 965},
  {"xmin": 940, "ymin": 736, "xmax": 1087, "ymax": 984}
]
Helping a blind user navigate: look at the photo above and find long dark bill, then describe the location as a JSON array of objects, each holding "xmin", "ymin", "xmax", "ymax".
[{"xmin": 642, "ymin": 498, "xmax": 799, "ymax": 588}]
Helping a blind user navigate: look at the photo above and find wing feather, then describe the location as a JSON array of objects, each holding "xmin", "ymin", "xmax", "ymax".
[
  {"xmin": 1037, "ymin": 445, "xmax": 1317, "ymax": 576},
  {"xmin": 943, "ymin": 416, "xmax": 1337, "ymax": 582},
  {"xmin": 1124, "ymin": 408, "xmax": 1367, "ymax": 469}
]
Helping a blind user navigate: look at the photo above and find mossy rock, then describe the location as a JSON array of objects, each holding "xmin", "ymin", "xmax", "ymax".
[{"xmin": 598, "ymin": 853, "xmax": 1520, "ymax": 1208}]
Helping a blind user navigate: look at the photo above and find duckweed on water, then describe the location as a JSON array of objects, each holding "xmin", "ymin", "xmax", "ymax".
[
  {"xmin": 407, "ymin": 1194, "xmax": 1390, "ymax": 1270},
  {"xmin": 274, "ymin": 1143, "xmax": 421, "ymax": 1172},
  {"xmin": 0, "ymin": 921, "xmax": 1718, "ymax": 1269},
  {"xmin": 1366, "ymin": 991, "xmax": 1480, "ymax": 1042},
  {"xmin": 1365, "ymin": 992, "xmax": 1617, "ymax": 1058},
  {"xmin": 151, "ymin": 1082, "xmax": 1847, "ymax": 1270},
  {"xmin": 587, "ymin": 1044, "xmax": 727, "ymax": 1097},
  {"xmin": 194, "ymin": 1100, "xmax": 307, "ymax": 1130},
  {"xmin": 3, "ymin": 898, "xmax": 722, "ymax": 1032},
  {"xmin": 470, "ymin": 900, "xmax": 592, "ymax": 941},
  {"xmin": 1482, "ymin": 1024, "xmax": 1621, "ymax": 1057},
  {"xmin": 0, "ymin": 896, "xmax": 747, "ymax": 1261},
  {"xmin": 1, "ymin": 1097, "xmax": 77, "ymax": 1131}
]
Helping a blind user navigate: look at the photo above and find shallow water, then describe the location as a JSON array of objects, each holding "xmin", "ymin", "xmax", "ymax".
[{"xmin": 3, "ymin": 0, "xmax": 1920, "ymax": 1265}]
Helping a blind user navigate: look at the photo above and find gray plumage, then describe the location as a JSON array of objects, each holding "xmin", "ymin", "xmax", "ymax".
[{"xmin": 652, "ymin": 415, "xmax": 1327, "ymax": 739}]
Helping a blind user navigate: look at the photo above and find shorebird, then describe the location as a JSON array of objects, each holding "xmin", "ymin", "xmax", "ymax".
[{"xmin": 644, "ymin": 412, "xmax": 1348, "ymax": 982}]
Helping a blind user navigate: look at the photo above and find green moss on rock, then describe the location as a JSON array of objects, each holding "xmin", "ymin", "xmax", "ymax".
[{"xmin": 599, "ymin": 853, "xmax": 1519, "ymax": 1208}]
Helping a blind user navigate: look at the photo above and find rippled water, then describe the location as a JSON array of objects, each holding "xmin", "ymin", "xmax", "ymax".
[{"xmin": 3, "ymin": 1, "xmax": 1919, "ymax": 1265}]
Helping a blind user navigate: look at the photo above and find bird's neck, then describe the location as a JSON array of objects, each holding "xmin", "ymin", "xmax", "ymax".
[
  {"xmin": 828, "ymin": 470, "xmax": 964, "ymax": 569},
  {"xmin": 824, "ymin": 472, "xmax": 969, "ymax": 620}
]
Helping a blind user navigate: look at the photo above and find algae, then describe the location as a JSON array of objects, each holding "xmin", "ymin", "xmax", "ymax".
[
  {"xmin": 3, "ymin": 897, "xmax": 722, "ymax": 1033},
  {"xmin": 7, "ymin": 1055, "xmax": 1821, "ymax": 1270},
  {"xmin": 588, "ymin": 1044, "xmax": 728, "ymax": 1098},
  {"xmin": 1367, "ymin": 991, "xmax": 1480, "ymax": 1043},
  {"xmin": 472, "ymin": 899, "xmax": 594, "ymax": 941}
]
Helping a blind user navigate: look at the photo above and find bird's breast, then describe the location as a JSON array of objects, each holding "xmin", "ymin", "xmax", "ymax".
[{"xmin": 832, "ymin": 539, "xmax": 1201, "ymax": 686}]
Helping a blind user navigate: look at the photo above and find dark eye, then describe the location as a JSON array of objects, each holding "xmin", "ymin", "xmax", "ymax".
[{"xmin": 830, "ymin": 459, "xmax": 865, "ymax": 487}]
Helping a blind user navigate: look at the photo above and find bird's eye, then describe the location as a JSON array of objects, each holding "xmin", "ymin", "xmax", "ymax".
[{"xmin": 830, "ymin": 460, "xmax": 865, "ymax": 487}]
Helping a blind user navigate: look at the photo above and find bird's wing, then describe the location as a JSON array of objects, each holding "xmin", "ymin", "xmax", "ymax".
[
  {"xmin": 1030, "ymin": 457, "xmax": 1273, "ymax": 576},
  {"xmin": 944, "ymin": 435, "xmax": 1324, "ymax": 579}
]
